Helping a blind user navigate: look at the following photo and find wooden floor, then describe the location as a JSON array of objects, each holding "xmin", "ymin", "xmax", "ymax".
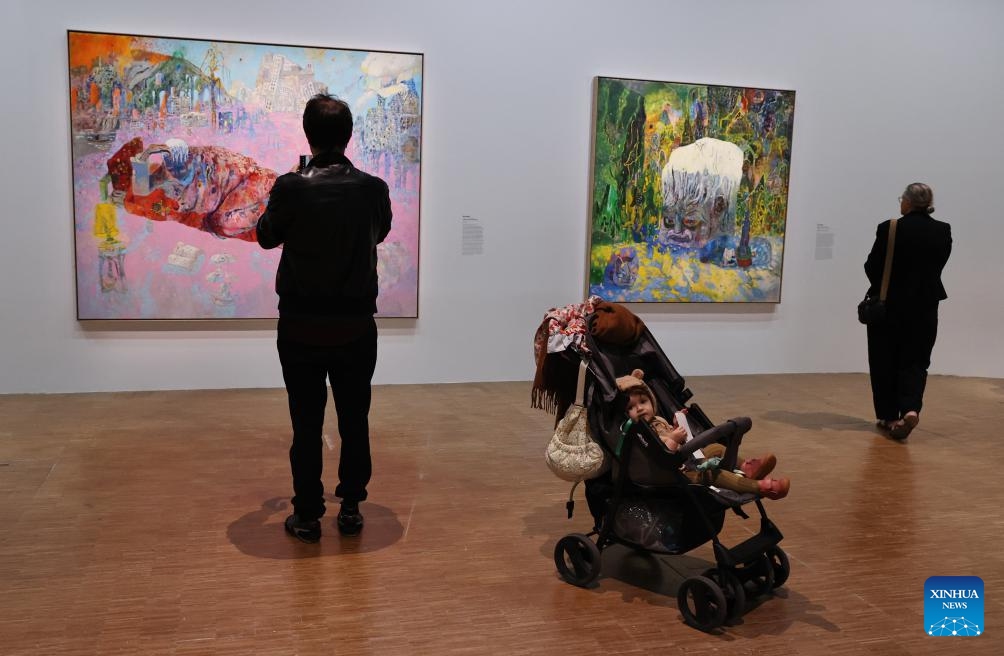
[{"xmin": 1, "ymin": 374, "xmax": 1002, "ymax": 655}]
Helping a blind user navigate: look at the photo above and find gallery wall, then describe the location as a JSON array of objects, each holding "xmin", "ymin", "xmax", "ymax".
[{"xmin": 1, "ymin": 0, "xmax": 1002, "ymax": 394}]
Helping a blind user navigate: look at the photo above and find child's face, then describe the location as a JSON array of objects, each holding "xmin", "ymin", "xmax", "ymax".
[{"xmin": 626, "ymin": 391, "xmax": 654, "ymax": 422}]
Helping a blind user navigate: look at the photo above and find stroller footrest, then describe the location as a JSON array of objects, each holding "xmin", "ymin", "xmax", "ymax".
[{"xmin": 727, "ymin": 526, "xmax": 783, "ymax": 564}]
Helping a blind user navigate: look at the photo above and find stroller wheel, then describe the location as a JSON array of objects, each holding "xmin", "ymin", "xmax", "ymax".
[
  {"xmin": 765, "ymin": 546, "xmax": 790, "ymax": 589},
  {"xmin": 701, "ymin": 567, "xmax": 746, "ymax": 624},
  {"xmin": 554, "ymin": 533, "xmax": 602, "ymax": 587},
  {"xmin": 737, "ymin": 553, "xmax": 775, "ymax": 597},
  {"xmin": 678, "ymin": 576, "xmax": 727, "ymax": 632}
]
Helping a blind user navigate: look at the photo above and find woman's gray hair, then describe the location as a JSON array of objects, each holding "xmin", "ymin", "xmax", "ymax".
[{"xmin": 902, "ymin": 182, "xmax": 935, "ymax": 213}]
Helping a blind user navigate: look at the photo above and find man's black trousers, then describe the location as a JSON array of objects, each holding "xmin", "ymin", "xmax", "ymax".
[{"xmin": 277, "ymin": 321, "xmax": 377, "ymax": 521}]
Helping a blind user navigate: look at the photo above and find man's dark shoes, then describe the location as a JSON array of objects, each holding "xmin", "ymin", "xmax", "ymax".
[
  {"xmin": 284, "ymin": 514, "xmax": 321, "ymax": 543},
  {"xmin": 337, "ymin": 502, "xmax": 364, "ymax": 536}
]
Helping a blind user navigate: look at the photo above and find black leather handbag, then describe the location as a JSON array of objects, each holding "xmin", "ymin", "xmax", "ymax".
[
  {"xmin": 858, "ymin": 218, "xmax": 898, "ymax": 325},
  {"xmin": 857, "ymin": 295, "xmax": 886, "ymax": 324}
]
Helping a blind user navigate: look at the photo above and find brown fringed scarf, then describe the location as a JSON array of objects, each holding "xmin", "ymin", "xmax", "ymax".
[
  {"xmin": 532, "ymin": 348, "xmax": 580, "ymax": 422},
  {"xmin": 531, "ymin": 315, "xmax": 557, "ymax": 412}
]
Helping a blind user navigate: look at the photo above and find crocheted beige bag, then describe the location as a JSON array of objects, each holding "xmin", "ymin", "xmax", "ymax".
[{"xmin": 545, "ymin": 361, "xmax": 608, "ymax": 482}]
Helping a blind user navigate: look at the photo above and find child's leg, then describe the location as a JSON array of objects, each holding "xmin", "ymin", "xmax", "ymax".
[
  {"xmin": 702, "ymin": 443, "xmax": 726, "ymax": 459},
  {"xmin": 695, "ymin": 452, "xmax": 790, "ymax": 498},
  {"xmin": 703, "ymin": 442, "xmax": 743, "ymax": 472},
  {"xmin": 706, "ymin": 441, "xmax": 777, "ymax": 480},
  {"xmin": 707, "ymin": 469, "xmax": 760, "ymax": 494}
]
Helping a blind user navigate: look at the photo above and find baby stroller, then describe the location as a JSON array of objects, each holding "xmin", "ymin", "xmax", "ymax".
[{"xmin": 552, "ymin": 316, "xmax": 789, "ymax": 632}]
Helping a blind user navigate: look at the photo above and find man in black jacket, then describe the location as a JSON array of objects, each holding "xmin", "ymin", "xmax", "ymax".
[
  {"xmin": 865, "ymin": 182, "xmax": 951, "ymax": 440},
  {"xmin": 257, "ymin": 94, "xmax": 392, "ymax": 542}
]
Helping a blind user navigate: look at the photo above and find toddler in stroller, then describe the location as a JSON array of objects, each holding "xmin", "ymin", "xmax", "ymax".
[
  {"xmin": 617, "ymin": 368, "xmax": 791, "ymax": 500},
  {"xmin": 549, "ymin": 310, "xmax": 790, "ymax": 632}
]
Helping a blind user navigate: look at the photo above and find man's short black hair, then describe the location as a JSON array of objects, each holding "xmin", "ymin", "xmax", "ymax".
[{"xmin": 303, "ymin": 94, "xmax": 353, "ymax": 152}]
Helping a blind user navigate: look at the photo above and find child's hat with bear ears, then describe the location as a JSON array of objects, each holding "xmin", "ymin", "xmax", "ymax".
[{"xmin": 616, "ymin": 368, "xmax": 657, "ymax": 413}]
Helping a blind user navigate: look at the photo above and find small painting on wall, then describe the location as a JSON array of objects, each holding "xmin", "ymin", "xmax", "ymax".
[
  {"xmin": 68, "ymin": 30, "xmax": 422, "ymax": 319},
  {"xmin": 588, "ymin": 76, "xmax": 795, "ymax": 303}
]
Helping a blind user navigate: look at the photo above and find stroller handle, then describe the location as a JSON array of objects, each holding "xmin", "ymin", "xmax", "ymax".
[
  {"xmin": 730, "ymin": 416, "xmax": 753, "ymax": 433},
  {"xmin": 678, "ymin": 416, "xmax": 753, "ymax": 458}
]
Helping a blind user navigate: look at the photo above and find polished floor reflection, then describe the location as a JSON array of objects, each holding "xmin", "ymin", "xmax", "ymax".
[{"xmin": 1, "ymin": 374, "xmax": 1001, "ymax": 654}]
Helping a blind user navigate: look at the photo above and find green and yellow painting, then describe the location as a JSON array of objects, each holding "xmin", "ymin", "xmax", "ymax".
[{"xmin": 588, "ymin": 77, "xmax": 795, "ymax": 303}]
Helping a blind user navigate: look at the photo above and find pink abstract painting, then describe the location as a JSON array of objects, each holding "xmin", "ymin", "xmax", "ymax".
[{"xmin": 69, "ymin": 31, "xmax": 422, "ymax": 319}]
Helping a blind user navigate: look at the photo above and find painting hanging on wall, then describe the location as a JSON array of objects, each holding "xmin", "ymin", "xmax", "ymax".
[
  {"xmin": 588, "ymin": 76, "xmax": 795, "ymax": 303},
  {"xmin": 68, "ymin": 30, "xmax": 422, "ymax": 319}
]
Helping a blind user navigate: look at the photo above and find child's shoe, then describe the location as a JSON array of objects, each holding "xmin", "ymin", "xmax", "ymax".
[
  {"xmin": 740, "ymin": 453, "xmax": 776, "ymax": 479},
  {"xmin": 758, "ymin": 477, "xmax": 790, "ymax": 500}
]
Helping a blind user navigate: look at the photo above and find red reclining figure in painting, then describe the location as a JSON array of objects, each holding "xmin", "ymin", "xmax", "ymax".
[{"xmin": 106, "ymin": 137, "xmax": 277, "ymax": 241}]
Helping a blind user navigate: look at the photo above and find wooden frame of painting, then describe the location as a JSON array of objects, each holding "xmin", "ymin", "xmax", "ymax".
[
  {"xmin": 587, "ymin": 76, "xmax": 795, "ymax": 303},
  {"xmin": 68, "ymin": 30, "xmax": 422, "ymax": 319}
]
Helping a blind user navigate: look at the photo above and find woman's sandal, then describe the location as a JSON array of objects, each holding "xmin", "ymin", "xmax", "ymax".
[{"xmin": 889, "ymin": 412, "xmax": 919, "ymax": 440}]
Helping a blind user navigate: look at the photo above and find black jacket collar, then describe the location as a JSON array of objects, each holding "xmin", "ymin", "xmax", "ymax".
[{"xmin": 308, "ymin": 151, "xmax": 353, "ymax": 168}]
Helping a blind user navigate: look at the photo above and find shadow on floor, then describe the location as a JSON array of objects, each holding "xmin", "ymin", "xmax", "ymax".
[
  {"xmin": 761, "ymin": 410, "xmax": 874, "ymax": 432},
  {"xmin": 722, "ymin": 587, "xmax": 842, "ymax": 639},
  {"xmin": 599, "ymin": 546, "xmax": 840, "ymax": 639},
  {"xmin": 526, "ymin": 502, "xmax": 839, "ymax": 638},
  {"xmin": 227, "ymin": 496, "xmax": 403, "ymax": 559}
]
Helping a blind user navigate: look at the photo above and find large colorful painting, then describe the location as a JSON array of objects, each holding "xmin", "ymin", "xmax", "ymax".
[
  {"xmin": 68, "ymin": 31, "xmax": 422, "ymax": 319},
  {"xmin": 588, "ymin": 77, "xmax": 795, "ymax": 303}
]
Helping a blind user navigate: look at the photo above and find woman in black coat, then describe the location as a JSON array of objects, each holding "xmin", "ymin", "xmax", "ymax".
[{"xmin": 865, "ymin": 183, "xmax": 952, "ymax": 439}]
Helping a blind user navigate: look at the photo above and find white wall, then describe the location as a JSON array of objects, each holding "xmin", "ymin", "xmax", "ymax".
[{"xmin": 1, "ymin": 0, "xmax": 1002, "ymax": 394}]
